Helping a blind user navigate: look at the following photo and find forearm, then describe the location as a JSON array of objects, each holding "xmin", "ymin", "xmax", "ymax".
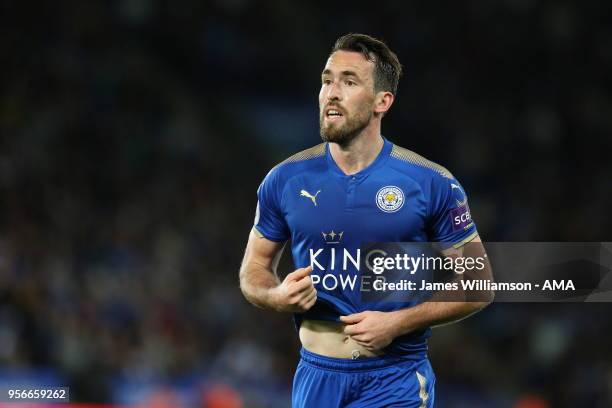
[
  {"xmin": 390, "ymin": 300, "xmax": 490, "ymax": 336},
  {"xmin": 239, "ymin": 263, "xmax": 281, "ymax": 310},
  {"xmin": 388, "ymin": 236, "xmax": 493, "ymax": 335}
]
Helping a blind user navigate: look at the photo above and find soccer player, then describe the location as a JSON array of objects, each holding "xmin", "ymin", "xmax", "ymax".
[{"xmin": 240, "ymin": 33, "xmax": 493, "ymax": 407}]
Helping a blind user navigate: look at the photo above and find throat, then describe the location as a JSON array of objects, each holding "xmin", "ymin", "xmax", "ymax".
[{"xmin": 329, "ymin": 134, "xmax": 384, "ymax": 175}]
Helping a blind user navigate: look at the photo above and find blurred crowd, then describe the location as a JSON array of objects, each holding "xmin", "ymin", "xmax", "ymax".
[{"xmin": 0, "ymin": 0, "xmax": 611, "ymax": 407}]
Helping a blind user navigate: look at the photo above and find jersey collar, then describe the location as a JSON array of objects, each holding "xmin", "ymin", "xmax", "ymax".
[{"xmin": 325, "ymin": 136, "xmax": 392, "ymax": 179}]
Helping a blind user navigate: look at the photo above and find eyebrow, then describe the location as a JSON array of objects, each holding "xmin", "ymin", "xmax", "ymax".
[{"xmin": 322, "ymin": 69, "xmax": 360, "ymax": 78}]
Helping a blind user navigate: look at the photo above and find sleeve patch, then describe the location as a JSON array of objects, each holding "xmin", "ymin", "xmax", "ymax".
[{"xmin": 449, "ymin": 203, "xmax": 473, "ymax": 232}]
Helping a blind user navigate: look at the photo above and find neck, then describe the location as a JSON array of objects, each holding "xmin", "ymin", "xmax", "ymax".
[{"xmin": 328, "ymin": 125, "xmax": 384, "ymax": 175}]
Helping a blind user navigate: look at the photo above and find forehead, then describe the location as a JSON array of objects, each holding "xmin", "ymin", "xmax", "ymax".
[{"xmin": 323, "ymin": 50, "xmax": 375, "ymax": 79}]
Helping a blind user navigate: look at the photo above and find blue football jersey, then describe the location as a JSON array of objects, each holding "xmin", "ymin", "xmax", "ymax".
[{"xmin": 253, "ymin": 137, "xmax": 478, "ymax": 355}]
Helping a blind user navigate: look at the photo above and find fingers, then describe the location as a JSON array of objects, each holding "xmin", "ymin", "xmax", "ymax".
[
  {"xmin": 355, "ymin": 341, "xmax": 375, "ymax": 351},
  {"xmin": 292, "ymin": 275, "xmax": 315, "ymax": 293},
  {"xmin": 287, "ymin": 282, "xmax": 317, "ymax": 312},
  {"xmin": 300, "ymin": 288, "xmax": 318, "ymax": 310},
  {"xmin": 304, "ymin": 294, "xmax": 317, "ymax": 310},
  {"xmin": 339, "ymin": 312, "xmax": 366, "ymax": 324},
  {"xmin": 341, "ymin": 312, "xmax": 368, "ymax": 336},
  {"xmin": 347, "ymin": 334, "xmax": 375, "ymax": 350},
  {"xmin": 349, "ymin": 333, "xmax": 369, "ymax": 342},
  {"xmin": 286, "ymin": 266, "xmax": 315, "ymax": 296},
  {"xmin": 350, "ymin": 333, "xmax": 379, "ymax": 351},
  {"xmin": 290, "ymin": 285, "xmax": 317, "ymax": 313},
  {"xmin": 276, "ymin": 267, "xmax": 317, "ymax": 312},
  {"xmin": 288, "ymin": 282, "xmax": 315, "ymax": 301},
  {"xmin": 343, "ymin": 323, "xmax": 363, "ymax": 336},
  {"xmin": 286, "ymin": 266, "xmax": 313, "ymax": 282},
  {"xmin": 303, "ymin": 286, "xmax": 317, "ymax": 302}
]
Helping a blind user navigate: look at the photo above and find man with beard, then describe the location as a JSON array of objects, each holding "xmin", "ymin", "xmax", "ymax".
[{"xmin": 240, "ymin": 33, "xmax": 493, "ymax": 407}]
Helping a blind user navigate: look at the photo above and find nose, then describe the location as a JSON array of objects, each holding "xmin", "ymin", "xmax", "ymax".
[{"xmin": 325, "ymin": 81, "xmax": 342, "ymax": 102}]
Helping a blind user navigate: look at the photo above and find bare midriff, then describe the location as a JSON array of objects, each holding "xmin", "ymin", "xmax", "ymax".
[{"xmin": 299, "ymin": 319, "xmax": 385, "ymax": 359}]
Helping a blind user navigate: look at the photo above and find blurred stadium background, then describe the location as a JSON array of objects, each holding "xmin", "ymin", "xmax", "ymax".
[{"xmin": 1, "ymin": 1, "xmax": 611, "ymax": 407}]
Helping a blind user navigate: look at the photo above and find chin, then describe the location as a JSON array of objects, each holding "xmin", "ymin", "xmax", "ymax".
[{"xmin": 321, "ymin": 129, "xmax": 356, "ymax": 146}]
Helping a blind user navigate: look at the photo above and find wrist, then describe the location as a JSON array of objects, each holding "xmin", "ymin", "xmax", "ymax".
[
  {"xmin": 388, "ymin": 309, "xmax": 415, "ymax": 337},
  {"xmin": 265, "ymin": 285, "xmax": 285, "ymax": 312}
]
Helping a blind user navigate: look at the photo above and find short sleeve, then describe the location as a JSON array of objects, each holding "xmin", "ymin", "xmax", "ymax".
[
  {"xmin": 428, "ymin": 175, "xmax": 478, "ymax": 248},
  {"xmin": 253, "ymin": 168, "xmax": 289, "ymax": 242}
]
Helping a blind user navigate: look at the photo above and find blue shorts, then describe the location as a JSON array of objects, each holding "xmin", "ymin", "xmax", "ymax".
[{"xmin": 292, "ymin": 348, "xmax": 435, "ymax": 408}]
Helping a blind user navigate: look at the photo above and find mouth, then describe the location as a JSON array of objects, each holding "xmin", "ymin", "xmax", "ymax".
[{"xmin": 324, "ymin": 107, "xmax": 344, "ymax": 122}]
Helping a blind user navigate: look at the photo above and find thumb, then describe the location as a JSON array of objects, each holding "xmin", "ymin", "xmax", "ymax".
[
  {"xmin": 340, "ymin": 312, "xmax": 367, "ymax": 324},
  {"xmin": 287, "ymin": 266, "xmax": 313, "ymax": 282}
]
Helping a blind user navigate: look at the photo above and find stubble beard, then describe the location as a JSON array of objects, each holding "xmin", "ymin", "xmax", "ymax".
[{"xmin": 319, "ymin": 107, "xmax": 373, "ymax": 148}]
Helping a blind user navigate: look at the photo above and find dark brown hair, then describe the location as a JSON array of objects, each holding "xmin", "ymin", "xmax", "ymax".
[{"xmin": 331, "ymin": 33, "xmax": 402, "ymax": 95}]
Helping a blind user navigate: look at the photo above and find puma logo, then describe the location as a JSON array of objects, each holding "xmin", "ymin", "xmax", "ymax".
[{"xmin": 300, "ymin": 189, "xmax": 321, "ymax": 206}]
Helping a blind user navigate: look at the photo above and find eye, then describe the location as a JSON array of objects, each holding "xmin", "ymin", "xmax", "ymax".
[
  {"xmin": 322, "ymin": 78, "xmax": 332, "ymax": 85},
  {"xmin": 345, "ymin": 80, "xmax": 356, "ymax": 86}
]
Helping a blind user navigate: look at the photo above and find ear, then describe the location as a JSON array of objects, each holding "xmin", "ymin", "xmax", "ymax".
[{"xmin": 373, "ymin": 91, "xmax": 394, "ymax": 116}]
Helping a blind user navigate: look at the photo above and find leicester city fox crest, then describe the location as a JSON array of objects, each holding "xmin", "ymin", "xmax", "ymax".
[{"xmin": 376, "ymin": 186, "xmax": 405, "ymax": 213}]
